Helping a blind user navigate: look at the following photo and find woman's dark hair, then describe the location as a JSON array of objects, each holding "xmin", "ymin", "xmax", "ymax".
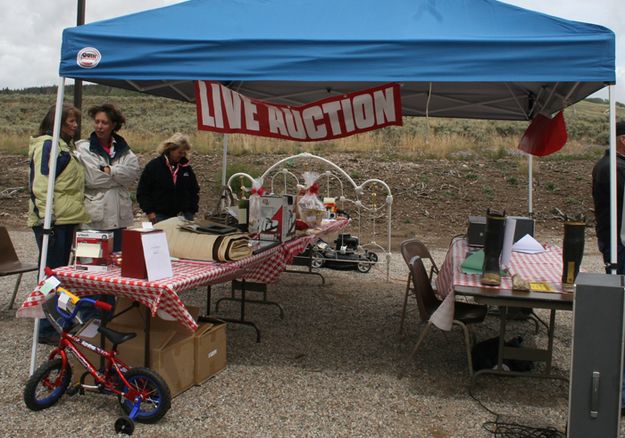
[
  {"xmin": 87, "ymin": 103, "xmax": 126, "ymax": 132},
  {"xmin": 38, "ymin": 104, "xmax": 81, "ymax": 136}
]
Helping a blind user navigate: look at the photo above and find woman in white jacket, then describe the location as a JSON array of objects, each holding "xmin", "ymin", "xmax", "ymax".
[{"xmin": 76, "ymin": 103, "xmax": 140, "ymax": 251}]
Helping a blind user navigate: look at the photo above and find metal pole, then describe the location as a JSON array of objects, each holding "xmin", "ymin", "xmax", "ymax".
[
  {"xmin": 528, "ymin": 154, "xmax": 533, "ymax": 216},
  {"xmin": 73, "ymin": 0, "xmax": 86, "ymax": 141},
  {"xmin": 30, "ymin": 77, "xmax": 66, "ymax": 375},
  {"xmin": 609, "ymin": 85, "xmax": 617, "ymax": 274},
  {"xmin": 221, "ymin": 134, "xmax": 229, "ymax": 187}
]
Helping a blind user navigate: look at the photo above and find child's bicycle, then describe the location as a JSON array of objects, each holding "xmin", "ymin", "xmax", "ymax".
[{"xmin": 23, "ymin": 270, "xmax": 171, "ymax": 435}]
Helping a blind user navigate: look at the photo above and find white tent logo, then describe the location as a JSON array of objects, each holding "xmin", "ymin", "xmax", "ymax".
[{"xmin": 77, "ymin": 47, "xmax": 101, "ymax": 69}]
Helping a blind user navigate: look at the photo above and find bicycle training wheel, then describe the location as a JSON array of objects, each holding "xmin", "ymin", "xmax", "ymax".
[
  {"xmin": 119, "ymin": 367, "xmax": 171, "ymax": 424},
  {"xmin": 24, "ymin": 358, "xmax": 72, "ymax": 411}
]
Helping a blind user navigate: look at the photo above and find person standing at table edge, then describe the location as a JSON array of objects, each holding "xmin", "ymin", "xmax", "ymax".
[
  {"xmin": 28, "ymin": 103, "xmax": 90, "ymax": 344},
  {"xmin": 76, "ymin": 103, "xmax": 140, "ymax": 252},
  {"xmin": 592, "ymin": 120, "xmax": 625, "ymax": 275},
  {"xmin": 136, "ymin": 132, "xmax": 200, "ymax": 224}
]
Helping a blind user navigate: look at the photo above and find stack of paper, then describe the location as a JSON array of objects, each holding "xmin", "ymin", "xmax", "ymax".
[{"xmin": 512, "ymin": 234, "xmax": 545, "ymax": 254}]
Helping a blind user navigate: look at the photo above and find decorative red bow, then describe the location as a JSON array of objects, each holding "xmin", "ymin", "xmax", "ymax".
[
  {"xmin": 307, "ymin": 182, "xmax": 320, "ymax": 195},
  {"xmin": 250, "ymin": 186, "xmax": 266, "ymax": 196}
]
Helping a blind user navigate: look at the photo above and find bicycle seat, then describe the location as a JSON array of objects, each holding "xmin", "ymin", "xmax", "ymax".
[{"xmin": 97, "ymin": 326, "xmax": 136, "ymax": 346}]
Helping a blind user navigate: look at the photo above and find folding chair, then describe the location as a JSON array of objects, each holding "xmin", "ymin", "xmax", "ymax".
[
  {"xmin": 399, "ymin": 239, "xmax": 439, "ymax": 334},
  {"xmin": 399, "ymin": 256, "xmax": 487, "ymax": 377},
  {"xmin": 0, "ymin": 226, "xmax": 38, "ymax": 309}
]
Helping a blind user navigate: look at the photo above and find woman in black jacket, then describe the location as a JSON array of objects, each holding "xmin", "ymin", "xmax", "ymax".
[{"xmin": 137, "ymin": 133, "xmax": 200, "ymax": 223}]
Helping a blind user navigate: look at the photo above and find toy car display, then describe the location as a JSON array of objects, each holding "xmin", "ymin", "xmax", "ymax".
[{"xmin": 298, "ymin": 233, "xmax": 378, "ymax": 273}]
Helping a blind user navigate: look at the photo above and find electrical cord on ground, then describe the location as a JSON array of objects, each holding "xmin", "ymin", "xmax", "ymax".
[{"xmin": 468, "ymin": 384, "xmax": 565, "ymax": 437}]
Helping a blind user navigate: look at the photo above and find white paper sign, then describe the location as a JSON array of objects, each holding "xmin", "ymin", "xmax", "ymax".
[
  {"xmin": 58, "ymin": 292, "xmax": 71, "ymax": 311},
  {"xmin": 500, "ymin": 217, "xmax": 516, "ymax": 267},
  {"xmin": 512, "ymin": 234, "xmax": 545, "ymax": 254},
  {"xmin": 141, "ymin": 232, "xmax": 173, "ymax": 281},
  {"xmin": 40, "ymin": 276, "xmax": 61, "ymax": 295},
  {"xmin": 75, "ymin": 242, "xmax": 103, "ymax": 258}
]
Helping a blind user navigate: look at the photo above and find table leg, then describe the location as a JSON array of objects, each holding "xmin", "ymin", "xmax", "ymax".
[
  {"xmin": 201, "ymin": 278, "xmax": 262, "ymax": 343},
  {"xmin": 545, "ymin": 309, "xmax": 556, "ymax": 375},
  {"xmin": 496, "ymin": 306, "xmax": 508, "ymax": 370},
  {"xmin": 206, "ymin": 285, "xmax": 212, "ymax": 316}
]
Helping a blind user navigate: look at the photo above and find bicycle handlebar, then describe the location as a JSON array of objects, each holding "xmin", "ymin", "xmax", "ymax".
[{"xmin": 54, "ymin": 288, "xmax": 112, "ymax": 322}]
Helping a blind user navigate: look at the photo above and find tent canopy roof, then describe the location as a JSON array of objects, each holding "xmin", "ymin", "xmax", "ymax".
[{"xmin": 59, "ymin": 0, "xmax": 615, "ymax": 120}]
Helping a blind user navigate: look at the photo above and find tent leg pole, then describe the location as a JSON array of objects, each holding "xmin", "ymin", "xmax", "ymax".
[
  {"xmin": 609, "ymin": 85, "xmax": 617, "ymax": 274},
  {"xmin": 30, "ymin": 76, "xmax": 66, "ymax": 375},
  {"xmin": 528, "ymin": 154, "xmax": 533, "ymax": 216},
  {"xmin": 221, "ymin": 134, "xmax": 229, "ymax": 187}
]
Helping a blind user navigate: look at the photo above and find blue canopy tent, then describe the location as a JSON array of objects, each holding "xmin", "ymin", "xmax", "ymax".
[{"xmin": 33, "ymin": 0, "xmax": 617, "ymax": 370}]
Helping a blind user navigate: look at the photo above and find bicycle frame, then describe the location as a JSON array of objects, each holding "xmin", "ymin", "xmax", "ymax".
[
  {"xmin": 48, "ymin": 333, "xmax": 138, "ymax": 399},
  {"xmin": 44, "ymin": 289, "xmax": 145, "ymax": 405}
]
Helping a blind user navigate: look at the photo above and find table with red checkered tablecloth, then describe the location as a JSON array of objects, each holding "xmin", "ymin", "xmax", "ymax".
[
  {"xmin": 18, "ymin": 219, "xmax": 349, "ymax": 331},
  {"xmin": 431, "ymin": 236, "xmax": 571, "ymax": 331}
]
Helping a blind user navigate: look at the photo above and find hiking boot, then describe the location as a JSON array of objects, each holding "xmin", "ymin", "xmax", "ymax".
[
  {"xmin": 562, "ymin": 217, "xmax": 585, "ymax": 286},
  {"xmin": 481, "ymin": 209, "xmax": 506, "ymax": 286}
]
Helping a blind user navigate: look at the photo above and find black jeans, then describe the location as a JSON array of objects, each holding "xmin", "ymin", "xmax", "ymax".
[{"xmin": 598, "ymin": 238, "xmax": 625, "ymax": 274}]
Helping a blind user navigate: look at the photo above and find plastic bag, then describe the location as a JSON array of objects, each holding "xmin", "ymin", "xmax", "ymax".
[
  {"xmin": 247, "ymin": 177, "xmax": 266, "ymax": 233},
  {"xmin": 298, "ymin": 172, "xmax": 325, "ymax": 226}
]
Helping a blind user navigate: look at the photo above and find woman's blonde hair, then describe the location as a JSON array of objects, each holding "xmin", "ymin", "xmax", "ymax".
[{"xmin": 157, "ymin": 132, "xmax": 191, "ymax": 155}]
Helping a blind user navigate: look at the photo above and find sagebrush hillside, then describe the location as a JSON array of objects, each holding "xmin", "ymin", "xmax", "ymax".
[{"xmin": 1, "ymin": 85, "xmax": 623, "ymax": 159}]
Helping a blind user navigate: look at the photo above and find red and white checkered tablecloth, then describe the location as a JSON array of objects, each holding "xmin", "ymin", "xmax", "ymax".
[
  {"xmin": 17, "ymin": 219, "xmax": 349, "ymax": 332},
  {"xmin": 431, "ymin": 237, "xmax": 563, "ymax": 330}
]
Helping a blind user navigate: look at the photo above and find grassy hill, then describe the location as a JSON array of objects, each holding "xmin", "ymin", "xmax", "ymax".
[{"xmin": 1, "ymin": 85, "xmax": 623, "ymax": 159}]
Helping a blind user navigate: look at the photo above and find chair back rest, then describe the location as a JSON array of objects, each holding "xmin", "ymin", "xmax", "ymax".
[
  {"xmin": 408, "ymin": 256, "xmax": 440, "ymax": 320},
  {"xmin": 0, "ymin": 226, "xmax": 20, "ymax": 265},
  {"xmin": 400, "ymin": 239, "xmax": 439, "ymax": 279}
]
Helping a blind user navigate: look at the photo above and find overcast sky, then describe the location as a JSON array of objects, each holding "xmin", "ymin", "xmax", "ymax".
[{"xmin": 0, "ymin": 0, "xmax": 622, "ymax": 102}]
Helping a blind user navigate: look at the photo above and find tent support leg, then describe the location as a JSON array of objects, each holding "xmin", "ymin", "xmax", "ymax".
[
  {"xmin": 221, "ymin": 134, "xmax": 229, "ymax": 187},
  {"xmin": 609, "ymin": 85, "xmax": 617, "ymax": 274},
  {"xmin": 30, "ymin": 76, "xmax": 66, "ymax": 375}
]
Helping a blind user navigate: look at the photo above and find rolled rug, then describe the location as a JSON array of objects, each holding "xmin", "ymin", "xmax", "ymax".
[{"xmin": 155, "ymin": 217, "xmax": 252, "ymax": 262}]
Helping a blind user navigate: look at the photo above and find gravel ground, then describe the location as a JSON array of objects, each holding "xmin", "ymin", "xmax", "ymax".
[{"xmin": 1, "ymin": 230, "xmax": 623, "ymax": 437}]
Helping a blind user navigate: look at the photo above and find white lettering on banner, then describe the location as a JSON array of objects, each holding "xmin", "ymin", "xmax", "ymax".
[
  {"xmin": 242, "ymin": 97, "xmax": 259, "ymax": 131},
  {"xmin": 353, "ymin": 94, "xmax": 375, "ymax": 129},
  {"xmin": 268, "ymin": 106, "xmax": 288, "ymax": 135},
  {"xmin": 283, "ymin": 108, "xmax": 307, "ymax": 139},
  {"xmin": 340, "ymin": 98, "xmax": 355, "ymax": 133},
  {"xmin": 222, "ymin": 87, "xmax": 242, "ymax": 129},
  {"xmin": 302, "ymin": 106, "xmax": 327, "ymax": 139},
  {"xmin": 195, "ymin": 81, "xmax": 402, "ymax": 141},
  {"xmin": 321, "ymin": 101, "xmax": 342, "ymax": 135},
  {"xmin": 210, "ymin": 83, "xmax": 224, "ymax": 129},
  {"xmin": 198, "ymin": 81, "xmax": 215, "ymax": 127},
  {"xmin": 374, "ymin": 88, "xmax": 396, "ymax": 124}
]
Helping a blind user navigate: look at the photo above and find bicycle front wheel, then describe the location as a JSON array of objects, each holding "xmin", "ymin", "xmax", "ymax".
[
  {"xmin": 24, "ymin": 358, "xmax": 72, "ymax": 411},
  {"xmin": 119, "ymin": 367, "xmax": 171, "ymax": 424}
]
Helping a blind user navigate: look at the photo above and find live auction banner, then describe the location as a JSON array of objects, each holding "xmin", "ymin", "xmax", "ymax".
[{"xmin": 195, "ymin": 81, "xmax": 402, "ymax": 142}]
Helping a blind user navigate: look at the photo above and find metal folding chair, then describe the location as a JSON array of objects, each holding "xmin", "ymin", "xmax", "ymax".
[{"xmin": 0, "ymin": 226, "xmax": 38, "ymax": 309}]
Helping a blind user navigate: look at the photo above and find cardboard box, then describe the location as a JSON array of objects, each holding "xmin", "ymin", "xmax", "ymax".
[
  {"xmin": 194, "ymin": 319, "xmax": 227, "ymax": 385},
  {"xmin": 258, "ymin": 195, "xmax": 296, "ymax": 242},
  {"xmin": 74, "ymin": 230, "xmax": 114, "ymax": 272}
]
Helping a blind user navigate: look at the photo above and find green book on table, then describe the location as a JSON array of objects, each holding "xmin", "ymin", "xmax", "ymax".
[{"xmin": 460, "ymin": 250, "xmax": 505, "ymax": 275}]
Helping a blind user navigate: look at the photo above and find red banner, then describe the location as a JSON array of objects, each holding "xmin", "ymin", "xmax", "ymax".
[{"xmin": 195, "ymin": 81, "xmax": 402, "ymax": 142}]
